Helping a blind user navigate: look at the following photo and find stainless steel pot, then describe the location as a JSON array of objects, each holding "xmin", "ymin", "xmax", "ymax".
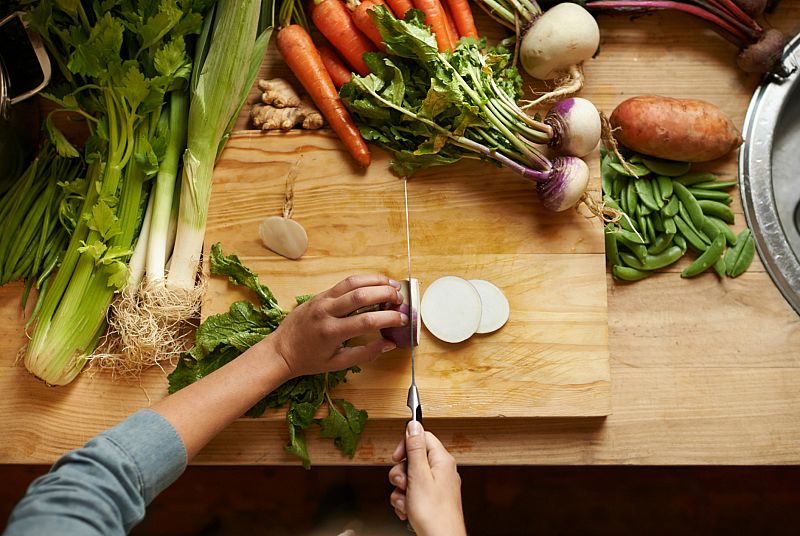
[{"xmin": 0, "ymin": 11, "xmax": 51, "ymax": 187}]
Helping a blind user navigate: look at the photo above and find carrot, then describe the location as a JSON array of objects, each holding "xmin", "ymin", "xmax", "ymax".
[
  {"xmin": 277, "ymin": 25, "xmax": 371, "ymax": 167},
  {"xmin": 443, "ymin": 0, "xmax": 477, "ymax": 39},
  {"xmin": 385, "ymin": 0, "xmax": 413, "ymax": 17},
  {"xmin": 414, "ymin": 0, "xmax": 455, "ymax": 52},
  {"xmin": 318, "ymin": 43, "xmax": 353, "ymax": 88},
  {"xmin": 441, "ymin": 0, "xmax": 460, "ymax": 43},
  {"xmin": 311, "ymin": 0, "xmax": 377, "ymax": 76},
  {"xmin": 351, "ymin": 0, "xmax": 390, "ymax": 52}
]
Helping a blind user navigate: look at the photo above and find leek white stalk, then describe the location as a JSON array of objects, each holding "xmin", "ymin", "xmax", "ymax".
[{"xmin": 167, "ymin": 0, "xmax": 275, "ymax": 291}]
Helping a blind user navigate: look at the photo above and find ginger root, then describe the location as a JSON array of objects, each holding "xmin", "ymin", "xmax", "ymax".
[
  {"xmin": 251, "ymin": 98, "xmax": 324, "ymax": 131},
  {"xmin": 258, "ymin": 78, "xmax": 301, "ymax": 108}
]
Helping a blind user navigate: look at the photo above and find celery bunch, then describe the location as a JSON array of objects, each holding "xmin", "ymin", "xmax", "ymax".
[{"xmin": 23, "ymin": 0, "xmax": 210, "ymax": 385}]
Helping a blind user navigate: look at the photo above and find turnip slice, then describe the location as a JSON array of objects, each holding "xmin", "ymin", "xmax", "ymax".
[
  {"xmin": 381, "ymin": 278, "xmax": 420, "ymax": 348},
  {"xmin": 421, "ymin": 276, "xmax": 482, "ymax": 343},
  {"xmin": 468, "ymin": 279, "xmax": 510, "ymax": 334}
]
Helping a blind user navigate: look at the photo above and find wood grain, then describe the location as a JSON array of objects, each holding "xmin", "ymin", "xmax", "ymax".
[
  {"xmin": 2, "ymin": 6, "xmax": 800, "ymax": 465},
  {"xmin": 202, "ymin": 131, "xmax": 611, "ymax": 418}
]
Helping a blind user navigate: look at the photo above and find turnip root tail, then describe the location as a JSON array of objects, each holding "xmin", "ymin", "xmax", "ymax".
[{"xmin": 520, "ymin": 65, "xmax": 585, "ymax": 109}]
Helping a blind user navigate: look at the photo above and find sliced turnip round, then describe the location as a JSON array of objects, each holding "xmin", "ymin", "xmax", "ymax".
[
  {"xmin": 380, "ymin": 278, "xmax": 420, "ymax": 348},
  {"xmin": 420, "ymin": 276, "xmax": 482, "ymax": 343},
  {"xmin": 468, "ymin": 280, "xmax": 510, "ymax": 334}
]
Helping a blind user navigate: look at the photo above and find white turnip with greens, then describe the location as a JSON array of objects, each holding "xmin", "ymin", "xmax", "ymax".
[
  {"xmin": 342, "ymin": 8, "xmax": 598, "ymax": 211},
  {"xmin": 475, "ymin": 0, "xmax": 599, "ymax": 105}
]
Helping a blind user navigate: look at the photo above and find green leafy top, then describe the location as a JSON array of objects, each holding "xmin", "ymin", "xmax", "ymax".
[{"xmin": 167, "ymin": 244, "xmax": 367, "ymax": 469}]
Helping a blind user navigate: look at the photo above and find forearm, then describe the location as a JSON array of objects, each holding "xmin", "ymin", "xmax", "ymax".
[{"xmin": 153, "ymin": 336, "xmax": 290, "ymax": 459}]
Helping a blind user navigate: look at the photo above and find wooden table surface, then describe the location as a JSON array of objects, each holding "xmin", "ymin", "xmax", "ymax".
[{"xmin": 2, "ymin": 6, "xmax": 800, "ymax": 466}]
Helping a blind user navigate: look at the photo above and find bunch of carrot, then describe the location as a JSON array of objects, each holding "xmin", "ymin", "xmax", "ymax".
[{"xmin": 275, "ymin": 0, "xmax": 478, "ymax": 167}]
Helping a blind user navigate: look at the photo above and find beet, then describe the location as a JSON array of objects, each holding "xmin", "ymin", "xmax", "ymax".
[
  {"xmin": 737, "ymin": 29, "xmax": 787, "ymax": 74},
  {"xmin": 732, "ymin": 0, "xmax": 768, "ymax": 18}
]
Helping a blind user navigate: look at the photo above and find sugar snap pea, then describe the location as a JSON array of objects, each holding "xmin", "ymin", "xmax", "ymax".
[
  {"xmin": 652, "ymin": 212, "xmax": 665, "ymax": 232},
  {"xmin": 620, "ymin": 246, "xmax": 683, "ymax": 271},
  {"xmin": 619, "ymin": 227, "xmax": 646, "ymax": 245},
  {"xmin": 725, "ymin": 229, "xmax": 755, "ymax": 277},
  {"xmin": 662, "ymin": 196, "xmax": 680, "ymax": 218},
  {"xmin": 612, "ymin": 174, "xmax": 627, "ymax": 198},
  {"xmin": 604, "ymin": 224, "xmax": 621, "ymax": 267},
  {"xmin": 673, "ymin": 234, "xmax": 687, "ymax": 253},
  {"xmin": 673, "ymin": 172, "xmax": 717, "ymax": 185},
  {"xmin": 674, "ymin": 214, "xmax": 709, "ymax": 252},
  {"xmin": 687, "ymin": 188, "xmax": 732, "ymax": 204},
  {"xmin": 681, "ymin": 234, "xmax": 726, "ymax": 278},
  {"xmin": 697, "ymin": 199, "xmax": 735, "ymax": 224},
  {"xmin": 690, "ymin": 180, "xmax": 738, "ymax": 190},
  {"xmin": 610, "ymin": 161, "xmax": 651, "ymax": 177},
  {"xmin": 663, "ymin": 216, "xmax": 677, "ymax": 235},
  {"xmin": 678, "ymin": 202, "xmax": 711, "ymax": 245},
  {"xmin": 672, "ymin": 181, "xmax": 705, "ymax": 229},
  {"xmin": 613, "ymin": 265, "xmax": 651, "ymax": 281},
  {"xmin": 705, "ymin": 216, "xmax": 737, "ymax": 246},
  {"xmin": 701, "ymin": 218, "xmax": 721, "ymax": 242},
  {"xmin": 713, "ymin": 256, "xmax": 726, "ymax": 278},
  {"xmin": 647, "ymin": 217, "xmax": 657, "ymax": 244},
  {"xmin": 641, "ymin": 157, "xmax": 692, "ymax": 177},
  {"xmin": 626, "ymin": 182, "xmax": 639, "ymax": 216},
  {"xmin": 638, "ymin": 213, "xmax": 649, "ymax": 242},
  {"xmin": 657, "ymin": 176, "xmax": 673, "ymax": 200},
  {"xmin": 635, "ymin": 179, "xmax": 661, "ymax": 211},
  {"xmin": 617, "ymin": 235, "xmax": 648, "ymax": 262},
  {"xmin": 648, "ymin": 233, "xmax": 674, "ymax": 255}
]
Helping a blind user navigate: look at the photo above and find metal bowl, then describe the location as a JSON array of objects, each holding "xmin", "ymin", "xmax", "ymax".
[{"xmin": 739, "ymin": 31, "xmax": 800, "ymax": 316}]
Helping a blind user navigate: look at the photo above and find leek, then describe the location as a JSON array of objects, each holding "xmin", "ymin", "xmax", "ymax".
[{"xmin": 167, "ymin": 0, "xmax": 275, "ymax": 291}]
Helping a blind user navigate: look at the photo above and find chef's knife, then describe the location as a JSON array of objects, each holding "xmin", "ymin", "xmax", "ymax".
[{"xmin": 404, "ymin": 179, "xmax": 422, "ymax": 423}]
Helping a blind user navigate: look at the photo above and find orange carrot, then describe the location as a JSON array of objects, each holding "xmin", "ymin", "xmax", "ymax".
[
  {"xmin": 351, "ymin": 0, "xmax": 390, "ymax": 52},
  {"xmin": 443, "ymin": 0, "xmax": 477, "ymax": 39},
  {"xmin": 441, "ymin": 0, "xmax": 459, "ymax": 43},
  {"xmin": 385, "ymin": 0, "xmax": 413, "ymax": 17},
  {"xmin": 277, "ymin": 25, "xmax": 371, "ymax": 167},
  {"xmin": 311, "ymin": 0, "xmax": 377, "ymax": 76},
  {"xmin": 318, "ymin": 43, "xmax": 353, "ymax": 88},
  {"xmin": 414, "ymin": 0, "xmax": 455, "ymax": 52}
]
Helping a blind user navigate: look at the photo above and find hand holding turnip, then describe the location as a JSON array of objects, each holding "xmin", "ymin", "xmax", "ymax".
[{"xmin": 265, "ymin": 274, "xmax": 406, "ymax": 377}]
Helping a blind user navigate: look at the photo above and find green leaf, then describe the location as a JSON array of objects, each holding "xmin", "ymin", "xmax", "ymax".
[
  {"xmin": 77, "ymin": 240, "xmax": 107, "ymax": 261},
  {"xmin": 209, "ymin": 242, "xmax": 282, "ymax": 310},
  {"xmin": 117, "ymin": 64, "xmax": 150, "ymax": 109},
  {"xmin": 188, "ymin": 300, "xmax": 277, "ymax": 361},
  {"xmin": 45, "ymin": 115, "xmax": 80, "ymax": 158},
  {"xmin": 285, "ymin": 421, "xmax": 311, "ymax": 470},
  {"xmin": 105, "ymin": 260, "xmax": 129, "ymax": 290},
  {"xmin": 154, "ymin": 35, "xmax": 188, "ymax": 77},
  {"xmin": 318, "ymin": 399, "xmax": 368, "ymax": 457},
  {"xmin": 86, "ymin": 200, "xmax": 121, "ymax": 240},
  {"xmin": 68, "ymin": 12, "xmax": 124, "ymax": 79},
  {"xmin": 139, "ymin": 0, "xmax": 183, "ymax": 49},
  {"xmin": 99, "ymin": 245, "xmax": 132, "ymax": 265}
]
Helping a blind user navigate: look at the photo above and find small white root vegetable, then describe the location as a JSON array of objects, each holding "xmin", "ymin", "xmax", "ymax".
[
  {"xmin": 519, "ymin": 3, "xmax": 599, "ymax": 81},
  {"xmin": 468, "ymin": 279, "xmax": 510, "ymax": 334},
  {"xmin": 381, "ymin": 278, "xmax": 420, "ymax": 348},
  {"xmin": 259, "ymin": 216, "xmax": 309, "ymax": 259},
  {"xmin": 421, "ymin": 276, "xmax": 482, "ymax": 343}
]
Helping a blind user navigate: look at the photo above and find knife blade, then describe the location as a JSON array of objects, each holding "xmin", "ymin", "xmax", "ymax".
[{"xmin": 404, "ymin": 179, "xmax": 422, "ymax": 423}]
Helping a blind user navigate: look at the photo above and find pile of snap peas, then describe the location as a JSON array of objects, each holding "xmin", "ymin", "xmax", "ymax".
[{"xmin": 601, "ymin": 149, "xmax": 756, "ymax": 282}]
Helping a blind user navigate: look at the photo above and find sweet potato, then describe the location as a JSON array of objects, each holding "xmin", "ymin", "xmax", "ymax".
[{"xmin": 609, "ymin": 96, "xmax": 743, "ymax": 162}]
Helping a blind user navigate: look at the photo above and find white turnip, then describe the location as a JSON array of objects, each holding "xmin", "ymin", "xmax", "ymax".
[
  {"xmin": 420, "ymin": 276, "xmax": 482, "ymax": 343},
  {"xmin": 519, "ymin": 3, "xmax": 600, "ymax": 82},
  {"xmin": 468, "ymin": 280, "xmax": 510, "ymax": 334},
  {"xmin": 544, "ymin": 97, "xmax": 601, "ymax": 157}
]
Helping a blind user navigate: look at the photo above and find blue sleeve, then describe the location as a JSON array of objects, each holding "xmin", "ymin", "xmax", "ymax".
[{"xmin": 3, "ymin": 409, "xmax": 187, "ymax": 536}]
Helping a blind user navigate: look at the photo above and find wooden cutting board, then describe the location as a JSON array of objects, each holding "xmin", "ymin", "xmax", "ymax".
[{"xmin": 203, "ymin": 130, "xmax": 610, "ymax": 418}]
